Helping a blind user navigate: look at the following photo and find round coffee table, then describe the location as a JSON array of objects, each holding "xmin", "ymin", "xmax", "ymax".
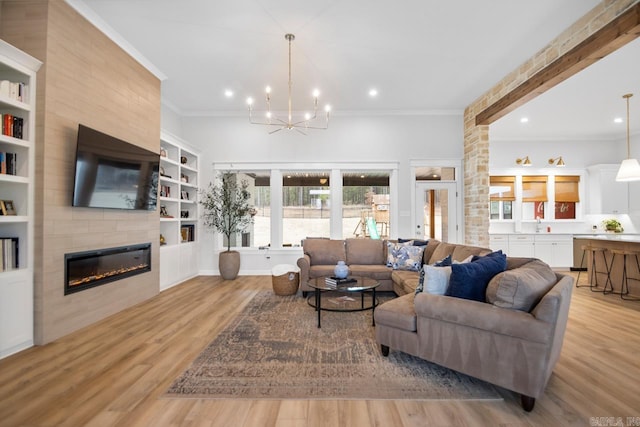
[{"xmin": 307, "ymin": 276, "xmax": 380, "ymax": 328}]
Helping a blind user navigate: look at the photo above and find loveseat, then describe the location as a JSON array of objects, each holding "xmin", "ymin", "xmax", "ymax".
[
  {"xmin": 374, "ymin": 256, "xmax": 573, "ymax": 412},
  {"xmin": 296, "ymin": 237, "xmax": 490, "ymax": 295}
]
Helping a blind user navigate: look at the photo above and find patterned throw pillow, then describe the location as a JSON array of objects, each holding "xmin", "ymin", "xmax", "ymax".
[{"xmin": 386, "ymin": 241, "xmax": 425, "ymax": 271}]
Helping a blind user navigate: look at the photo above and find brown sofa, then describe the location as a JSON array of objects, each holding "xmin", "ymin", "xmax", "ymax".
[
  {"xmin": 296, "ymin": 237, "xmax": 490, "ymax": 295},
  {"xmin": 374, "ymin": 256, "xmax": 573, "ymax": 412}
]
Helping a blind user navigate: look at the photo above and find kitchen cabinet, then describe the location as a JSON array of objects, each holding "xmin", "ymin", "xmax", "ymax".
[{"xmin": 587, "ymin": 164, "xmax": 628, "ymax": 214}]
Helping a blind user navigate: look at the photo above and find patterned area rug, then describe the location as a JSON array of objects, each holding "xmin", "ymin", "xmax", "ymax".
[{"xmin": 166, "ymin": 291, "xmax": 501, "ymax": 400}]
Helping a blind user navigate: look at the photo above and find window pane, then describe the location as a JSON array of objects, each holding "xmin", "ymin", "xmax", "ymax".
[
  {"xmin": 226, "ymin": 172, "xmax": 270, "ymax": 248},
  {"xmin": 555, "ymin": 202, "xmax": 576, "ymax": 219},
  {"xmin": 490, "ymin": 201, "xmax": 499, "ymax": 219},
  {"xmin": 415, "ymin": 167, "xmax": 455, "ymax": 181},
  {"xmin": 503, "ymin": 201, "xmax": 513, "ymax": 219},
  {"xmin": 342, "ymin": 172, "xmax": 390, "ymax": 239},
  {"xmin": 283, "ymin": 171, "xmax": 330, "ymax": 246}
]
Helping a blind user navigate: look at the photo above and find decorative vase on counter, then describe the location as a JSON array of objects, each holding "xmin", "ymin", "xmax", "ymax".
[{"xmin": 334, "ymin": 261, "xmax": 349, "ymax": 279}]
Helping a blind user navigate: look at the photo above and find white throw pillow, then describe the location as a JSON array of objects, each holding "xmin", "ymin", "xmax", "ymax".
[{"xmin": 423, "ymin": 265, "xmax": 452, "ymax": 295}]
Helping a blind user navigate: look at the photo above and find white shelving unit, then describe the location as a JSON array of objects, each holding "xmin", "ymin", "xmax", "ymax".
[
  {"xmin": 0, "ymin": 40, "xmax": 41, "ymax": 359},
  {"xmin": 159, "ymin": 130, "xmax": 199, "ymax": 290}
]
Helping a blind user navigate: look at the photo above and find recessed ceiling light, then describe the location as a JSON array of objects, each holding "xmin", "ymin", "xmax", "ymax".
[
  {"xmin": 520, "ymin": 117, "xmax": 529, "ymax": 123},
  {"xmin": 224, "ymin": 89, "xmax": 234, "ymax": 98},
  {"xmin": 614, "ymin": 117, "xmax": 623, "ymax": 123},
  {"xmin": 369, "ymin": 88, "xmax": 378, "ymax": 97}
]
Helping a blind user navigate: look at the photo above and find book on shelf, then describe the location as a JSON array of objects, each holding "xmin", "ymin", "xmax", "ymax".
[
  {"xmin": 0, "ymin": 152, "xmax": 17, "ymax": 175},
  {"xmin": 1, "ymin": 114, "xmax": 24, "ymax": 139},
  {"xmin": 0, "ymin": 237, "xmax": 19, "ymax": 271},
  {"xmin": 0, "ymin": 80, "xmax": 27, "ymax": 102},
  {"xmin": 180, "ymin": 224, "xmax": 195, "ymax": 242}
]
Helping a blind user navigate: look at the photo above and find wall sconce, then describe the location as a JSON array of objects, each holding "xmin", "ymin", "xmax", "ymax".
[
  {"xmin": 548, "ymin": 156, "xmax": 565, "ymax": 167},
  {"xmin": 515, "ymin": 156, "xmax": 532, "ymax": 166}
]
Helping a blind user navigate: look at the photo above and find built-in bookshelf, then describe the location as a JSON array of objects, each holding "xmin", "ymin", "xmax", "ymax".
[
  {"xmin": 0, "ymin": 40, "xmax": 42, "ymax": 359},
  {"xmin": 159, "ymin": 130, "xmax": 199, "ymax": 290}
]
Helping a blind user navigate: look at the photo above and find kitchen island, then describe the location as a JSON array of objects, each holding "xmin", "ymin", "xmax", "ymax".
[{"xmin": 574, "ymin": 234, "xmax": 640, "ymax": 299}]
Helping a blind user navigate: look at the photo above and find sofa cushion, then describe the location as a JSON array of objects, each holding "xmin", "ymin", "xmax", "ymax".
[
  {"xmin": 452, "ymin": 245, "xmax": 492, "ymax": 262},
  {"xmin": 486, "ymin": 259, "xmax": 558, "ymax": 312},
  {"xmin": 349, "ymin": 264, "xmax": 393, "ymax": 280},
  {"xmin": 428, "ymin": 242, "xmax": 456, "ymax": 265},
  {"xmin": 446, "ymin": 252, "xmax": 507, "ymax": 302},
  {"xmin": 386, "ymin": 241, "xmax": 424, "ymax": 271},
  {"xmin": 374, "ymin": 294, "xmax": 416, "ymax": 332},
  {"xmin": 346, "ymin": 238, "xmax": 385, "ymax": 265},
  {"xmin": 391, "ymin": 270, "xmax": 421, "ymax": 294},
  {"xmin": 303, "ymin": 239, "xmax": 346, "ymax": 265}
]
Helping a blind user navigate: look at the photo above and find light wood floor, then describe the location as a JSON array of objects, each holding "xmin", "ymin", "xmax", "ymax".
[{"xmin": 1, "ymin": 272, "xmax": 639, "ymax": 427}]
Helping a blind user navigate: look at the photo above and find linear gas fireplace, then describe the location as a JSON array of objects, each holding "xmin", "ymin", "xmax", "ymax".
[{"xmin": 64, "ymin": 243, "xmax": 151, "ymax": 295}]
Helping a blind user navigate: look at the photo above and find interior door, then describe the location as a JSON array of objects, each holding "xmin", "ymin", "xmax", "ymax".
[{"xmin": 415, "ymin": 182, "xmax": 459, "ymax": 243}]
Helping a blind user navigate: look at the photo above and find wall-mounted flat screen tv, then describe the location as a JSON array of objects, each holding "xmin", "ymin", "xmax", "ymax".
[{"xmin": 72, "ymin": 124, "xmax": 159, "ymax": 211}]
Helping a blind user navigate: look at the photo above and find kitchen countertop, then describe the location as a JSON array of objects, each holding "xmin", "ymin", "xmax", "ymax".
[{"xmin": 573, "ymin": 234, "xmax": 640, "ymax": 243}]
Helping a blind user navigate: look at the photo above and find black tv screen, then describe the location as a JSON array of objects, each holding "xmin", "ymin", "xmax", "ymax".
[{"xmin": 72, "ymin": 124, "xmax": 159, "ymax": 211}]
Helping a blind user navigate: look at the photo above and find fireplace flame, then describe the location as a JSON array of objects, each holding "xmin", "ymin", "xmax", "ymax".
[{"xmin": 68, "ymin": 263, "xmax": 150, "ymax": 287}]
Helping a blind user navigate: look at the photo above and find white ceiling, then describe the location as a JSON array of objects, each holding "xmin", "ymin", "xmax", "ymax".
[{"xmin": 73, "ymin": 0, "xmax": 638, "ymax": 139}]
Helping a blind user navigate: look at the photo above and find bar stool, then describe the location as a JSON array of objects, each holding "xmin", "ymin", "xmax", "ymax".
[
  {"xmin": 576, "ymin": 245, "xmax": 611, "ymax": 292},
  {"xmin": 607, "ymin": 249, "xmax": 640, "ymax": 301}
]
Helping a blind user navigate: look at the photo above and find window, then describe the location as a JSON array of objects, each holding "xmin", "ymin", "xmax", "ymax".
[
  {"xmin": 282, "ymin": 171, "xmax": 330, "ymax": 246},
  {"xmin": 554, "ymin": 175, "xmax": 580, "ymax": 220},
  {"xmin": 522, "ymin": 175, "xmax": 548, "ymax": 220},
  {"xmin": 342, "ymin": 172, "xmax": 390, "ymax": 239},
  {"xmin": 489, "ymin": 176, "xmax": 515, "ymax": 220},
  {"xmin": 226, "ymin": 172, "xmax": 270, "ymax": 248},
  {"xmin": 215, "ymin": 164, "xmax": 396, "ymax": 249}
]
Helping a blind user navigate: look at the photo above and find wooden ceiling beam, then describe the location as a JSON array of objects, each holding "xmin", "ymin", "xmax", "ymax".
[{"xmin": 476, "ymin": 3, "xmax": 640, "ymax": 126}]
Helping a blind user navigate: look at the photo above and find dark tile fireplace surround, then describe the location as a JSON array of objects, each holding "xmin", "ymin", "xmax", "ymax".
[{"xmin": 64, "ymin": 243, "xmax": 151, "ymax": 295}]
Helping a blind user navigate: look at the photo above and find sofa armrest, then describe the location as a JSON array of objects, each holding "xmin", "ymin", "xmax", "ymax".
[
  {"xmin": 297, "ymin": 255, "xmax": 311, "ymax": 285},
  {"xmin": 414, "ymin": 293, "xmax": 553, "ymax": 344}
]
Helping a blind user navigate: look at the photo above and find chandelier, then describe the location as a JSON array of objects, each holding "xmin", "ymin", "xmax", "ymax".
[{"xmin": 246, "ymin": 34, "xmax": 331, "ymax": 135}]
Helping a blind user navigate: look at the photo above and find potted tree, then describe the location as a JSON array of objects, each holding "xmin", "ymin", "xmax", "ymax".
[{"xmin": 200, "ymin": 172, "xmax": 254, "ymax": 280}]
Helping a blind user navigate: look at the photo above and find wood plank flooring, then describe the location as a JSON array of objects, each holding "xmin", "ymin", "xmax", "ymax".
[{"xmin": 1, "ymin": 273, "xmax": 639, "ymax": 426}]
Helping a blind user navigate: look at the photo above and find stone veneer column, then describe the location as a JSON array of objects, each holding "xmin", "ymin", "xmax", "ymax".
[{"xmin": 463, "ymin": 0, "xmax": 638, "ymax": 247}]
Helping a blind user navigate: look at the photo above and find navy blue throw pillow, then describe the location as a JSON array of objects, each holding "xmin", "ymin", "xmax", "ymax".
[
  {"xmin": 446, "ymin": 252, "xmax": 507, "ymax": 302},
  {"xmin": 471, "ymin": 249, "xmax": 503, "ymax": 262},
  {"xmin": 398, "ymin": 238, "xmax": 429, "ymax": 246},
  {"xmin": 434, "ymin": 254, "xmax": 452, "ymax": 267}
]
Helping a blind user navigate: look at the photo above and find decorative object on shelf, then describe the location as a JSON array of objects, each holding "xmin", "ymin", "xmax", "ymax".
[
  {"xmin": 180, "ymin": 210, "xmax": 189, "ymax": 218},
  {"xmin": 180, "ymin": 173, "xmax": 188, "ymax": 183},
  {"xmin": 548, "ymin": 156, "xmax": 565, "ymax": 167},
  {"xmin": 0, "ymin": 200, "xmax": 16, "ymax": 215},
  {"xmin": 334, "ymin": 260, "xmax": 349, "ymax": 279},
  {"xmin": 616, "ymin": 93, "xmax": 640, "ymax": 182},
  {"xmin": 160, "ymin": 148, "xmax": 167, "ymax": 158},
  {"xmin": 160, "ymin": 234, "xmax": 166, "ymax": 246},
  {"xmin": 199, "ymin": 172, "xmax": 254, "ymax": 280},
  {"xmin": 181, "ymin": 191, "xmax": 189, "ymax": 200},
  {"xmin": 246, "ymin": 33, "xmax": 331, "ymax": 135},
  {"xmin": 602, "ymin": 218, "xmax": 624, "ymax": 233},
  {"xmin": 180, "ymin": 156, "xmax": 187, "ymax": 164},
  {"xmin": 160, "ymin": 205, "xmax": 173, "ymax": 218},
  {"xmin": 515, "ymin": 156, "xmax": 532, "ymax": 166}
]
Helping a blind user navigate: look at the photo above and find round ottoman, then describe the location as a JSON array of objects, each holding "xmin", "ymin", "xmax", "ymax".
[{"xmin": 271, "ymin": 264, "xmax": 300, "ymax": 296}]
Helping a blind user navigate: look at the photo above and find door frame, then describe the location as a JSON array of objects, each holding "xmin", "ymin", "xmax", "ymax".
[{"xmin": 410, "ymin": 160, "xmax": 463, "ymax": 243}]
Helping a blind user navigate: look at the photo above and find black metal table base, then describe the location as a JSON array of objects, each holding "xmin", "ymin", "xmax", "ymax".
[{"xmin": 308, "ymin": 288, "xmax": 378, "ymax": 328}]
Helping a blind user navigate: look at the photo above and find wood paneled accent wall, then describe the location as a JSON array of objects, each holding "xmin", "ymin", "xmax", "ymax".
[
  {"xmin": 463, "ymin": 0, "xmax": 639, "ymax": 247},
  {"xmin": 1, "ymin": 1, "xmax": 161, "ymax": 344}
]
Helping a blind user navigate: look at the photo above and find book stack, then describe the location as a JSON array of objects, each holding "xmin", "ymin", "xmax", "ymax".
[
  {"xmin": 0, "ymin": 151, "xmax": 17, "ymax": 175},
  {"xmin": 1, "ymin": 114, "xmax": 24, "ymax": 139},
  {"xmin": 1, "ymin": 237, "xmax": 19, "ymax": 271},
  {"xmin": 324, "ymin": 276, "xmax": 357, "ymax": 288},
  {"xmin": 0, "ymin": 80, "xmax": 27, "ymax": 102}
]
